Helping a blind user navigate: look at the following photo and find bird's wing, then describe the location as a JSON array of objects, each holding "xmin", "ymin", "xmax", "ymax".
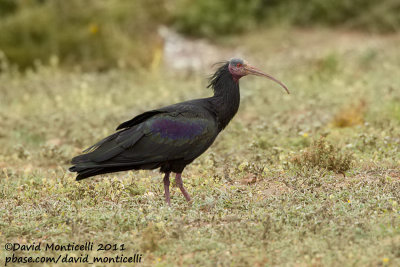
[
  {"xmin": 116, "ymin": 110, "xmax": 166, "ymax": 130},
  {"xmin": 82, "ymin": 109, "xmax": 167, "ymax": 154},
  {"xmin": 72, "ymin": 109, "xmax": 217, "ymax": 167},
  {"xmin": 134, "ymin": 111, "xmax": 218, "ymax": 161},
  {"xmin": 115, "ymin": 99, "xmax": 211, "ymax": 130}
]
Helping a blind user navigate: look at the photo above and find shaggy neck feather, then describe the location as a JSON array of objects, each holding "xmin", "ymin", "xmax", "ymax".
[{"xmin": 207, "ymin": 63, "xmax": 241, "ymax": 130}]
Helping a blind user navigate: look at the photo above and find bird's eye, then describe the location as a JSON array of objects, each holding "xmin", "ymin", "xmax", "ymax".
[{"xmin": 236, "ymin": 63, "xmax": 242, "ymax": 67}]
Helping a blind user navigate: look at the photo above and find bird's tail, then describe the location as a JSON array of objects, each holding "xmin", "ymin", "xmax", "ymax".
[
  {"xmin": 69, "ymin": 160, "xmax": 160, "ymax": 180},
  {"xmin": 69, "ymin": 164, "xmax": 140, "ymax": 180},
  {"xmin": 69, "ymin": 128, "xmax": 146, "ymax": 180}
]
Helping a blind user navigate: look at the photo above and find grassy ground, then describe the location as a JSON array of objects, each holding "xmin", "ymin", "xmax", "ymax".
[{"xmin": 0, "ymin": 29, "xmax": 399, "ymax": 266}]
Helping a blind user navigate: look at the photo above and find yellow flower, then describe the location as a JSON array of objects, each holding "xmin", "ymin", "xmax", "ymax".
[
  {"xmin": 89, "ymin": 23, "xmax": 99, "ymax": 35},
  {"xmin": 383, "ymin": 258, "xmax": 389, "ymax": 263},
  {"xmin": 302, "ymin": 133, "xmax": 309, "ymax": 138},
  {"xmin": 347, "ymin": 199, "xmax": 351, "ymax": 203}
]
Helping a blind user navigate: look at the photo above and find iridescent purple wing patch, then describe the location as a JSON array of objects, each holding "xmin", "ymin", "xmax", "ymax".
[{"xmin": 150, "ymin": 118, "xmax": 206, "ymax": 140}]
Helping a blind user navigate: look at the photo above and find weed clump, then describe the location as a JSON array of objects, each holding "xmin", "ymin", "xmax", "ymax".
[{"xmin": 291, "ymin": 137, "xmax": 353, "ymax": 174}]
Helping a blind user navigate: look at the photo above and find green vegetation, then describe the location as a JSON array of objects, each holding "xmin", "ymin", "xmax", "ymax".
[
  {"xmin": 0, "ymin": 0, "xmax": 399, "ymax": 69},
  {"xmin": 0, "ymin": 0, "xmax": 168, "ymax": 69},
  {"xmin": 1, "ymin": 29, "xmax": 399, "ymax": 266},
  {"xmin": 174, "ymin": 0, "xmax": 400, "ymax": 37}
]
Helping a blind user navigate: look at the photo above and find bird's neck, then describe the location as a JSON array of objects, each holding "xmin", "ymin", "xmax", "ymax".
[{"xmin": 208, "ymin": 64, "xmax": 240, "ymax": 130}]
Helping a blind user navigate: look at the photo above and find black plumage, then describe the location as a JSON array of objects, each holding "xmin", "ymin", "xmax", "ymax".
[{"xmin": 69, "ymin": 58, "xmax": 289, "ymax": 204}]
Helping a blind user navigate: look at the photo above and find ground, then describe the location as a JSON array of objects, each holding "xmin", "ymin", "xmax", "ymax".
[{"xmin": 0, "ymin": 29, "xmax": 399, "ymax": 266}]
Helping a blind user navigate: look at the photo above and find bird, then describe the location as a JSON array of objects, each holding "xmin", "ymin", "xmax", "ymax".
[{"xmin": 69, "ymin": 58, "xmax": 289, "ymax": 205}]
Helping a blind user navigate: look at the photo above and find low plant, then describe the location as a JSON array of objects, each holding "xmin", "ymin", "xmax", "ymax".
[{"xmin": 290, "ymin": 137, "xmax": 353, "ymax": 175}]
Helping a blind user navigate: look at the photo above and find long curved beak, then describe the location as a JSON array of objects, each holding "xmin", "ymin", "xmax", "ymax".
[{"xmin": 245, "ymin": 64, "xmax": 290, "ymax": 94}]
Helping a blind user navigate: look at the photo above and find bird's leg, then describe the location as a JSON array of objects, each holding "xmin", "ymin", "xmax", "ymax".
[
  {"xmin": 163, "ymin": 172, "xmax": 171, "ymax": 205},
  {"xmin": 175, "ymin": 173, "xmax": 191, "ymax": 202}
]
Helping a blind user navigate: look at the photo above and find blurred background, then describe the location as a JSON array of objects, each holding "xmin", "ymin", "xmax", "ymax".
[{"xmin": 0, "ymin": 0, "xmax": 399, "ymax": 70}]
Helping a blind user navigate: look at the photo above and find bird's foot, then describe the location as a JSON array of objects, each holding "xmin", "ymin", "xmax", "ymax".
[
  {"xmin": 175, "ymin": 173, "xmax": 191, "ymax": 202},
  {"xmin": 163, "ymin": 172, "xmax": 171, "ymax": 206}
]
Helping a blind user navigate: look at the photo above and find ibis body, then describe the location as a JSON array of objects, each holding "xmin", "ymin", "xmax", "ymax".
[{"xmin": 69, "ymin": 58, "xmax": 289, "ymax": 204}]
